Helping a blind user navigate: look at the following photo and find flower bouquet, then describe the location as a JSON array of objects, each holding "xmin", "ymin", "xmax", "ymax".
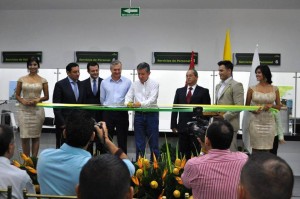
[
  {"xmin": 131, "ymin": 136, "xmax": 192, "ymax": 199},
  {"xmin": 12, "ymin": 153, "xmax": 39, "ymax": 192}
]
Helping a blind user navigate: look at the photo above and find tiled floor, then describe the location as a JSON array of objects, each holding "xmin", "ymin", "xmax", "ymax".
[
  {"xmin": 293, "ymin": 176, "xmax": 300, "ymax": 199},
  {"xmin": 12, "ymin": 130, "xmax": 300, "ymax": 198}
]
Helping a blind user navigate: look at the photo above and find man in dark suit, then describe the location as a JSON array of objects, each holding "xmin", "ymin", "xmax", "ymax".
[
  {"xmin": 53, "ymin": 62, "xmax": 85, "ymax": 148},
  {"xmin": 171, "ymin": 69, "xmax": 211, "ymax": 159},
  {"xmin": 82, "ymin": 62, "xmax": 103, "ymax": 122},
  {"xmin": 82, "ymin": 62, "xmax": 104, "ymax": 155}
]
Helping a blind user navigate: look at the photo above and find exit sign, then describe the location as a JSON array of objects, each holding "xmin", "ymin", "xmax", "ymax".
[{"xmin": 121, "ymin": 7, "xmax": 140, "ymax": 16}]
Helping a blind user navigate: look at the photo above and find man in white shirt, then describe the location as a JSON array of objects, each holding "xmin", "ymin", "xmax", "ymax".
[
  {"xmin": 125, "ymin": 62, "xmax": 159, "ymax": 161},
  {"xmin": 0, "ymin": 125, "xmax": 35, "ymax": 199}
]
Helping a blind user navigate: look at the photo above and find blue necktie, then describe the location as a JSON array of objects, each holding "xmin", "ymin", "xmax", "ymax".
[
  {"xmin": 93, "ymin": 79, "xmax": 97, "ymax": 96},
  {"xmin": 72, "ymin": 81, "xmax": 79, "ymax": 101}
]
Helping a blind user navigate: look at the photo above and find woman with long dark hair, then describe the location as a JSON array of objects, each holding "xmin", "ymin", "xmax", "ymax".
[
  {"xmin": 15, "ymin": 57, "xmax": 49, "ymax": 157},
  {"xmin": 245, "ymin": 65, "xmax": 281, "ymax": 153}
]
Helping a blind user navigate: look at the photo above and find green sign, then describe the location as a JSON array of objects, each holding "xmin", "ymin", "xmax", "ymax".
[
  {"xmin": 152, "ymin": 52, "xmax": 198, "ymax": 64},
  {"xmin": 234, "ymin": 53, "xmax": 281, "ymax": 65},
  {"xmin": 75, "ymin": 51, "xmax": 118, "ymax": 63},
  {"xmin": 2, "ymin": 51, "xmax": 42, "ymax": 63},
  {"xmin": 121, "ymin": 7, "xmax": 140, "ymax": 16}
]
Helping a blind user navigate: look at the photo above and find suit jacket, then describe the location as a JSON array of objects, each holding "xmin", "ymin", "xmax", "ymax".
[
  {"xmin": 215, "ymin": 78, "xmax": 244, "ymax": 131},
  {"xmin": 171, "ymin": 85, "xmax": 211, "ymax": 131},
  {"xmin": 82, "ymin": 77, "xmax": 103, "ymax": 104},
  {"xmin": 53, "ymin": 77, "xmax": 85, "ymax": 127},
  {"xmin": 82, "ymin": 77, "xmax": 103, "ymax": 121}
]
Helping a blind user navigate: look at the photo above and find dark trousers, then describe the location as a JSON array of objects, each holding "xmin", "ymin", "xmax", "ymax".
[
  {"xmin": 178, "ymin": 130, "xmax": 201, "ymax": 160},
  {"xmin": 55, "ymin": 127, "xmax": 65, "ymax": 149},
  {"xmin": 270, "ymin": 135, "xmax": 279, "ymax": 155},
  {"xmin": 87, "ymin": 133, "xmax": 106, "ymax": 156},
  {"xmin": 86, "ymin": 110, "xmax": 105, "ymax": 155},
  {"xmin": 134, "ymin": 112, "xmax": 159, "ymax": 161},
  {"xmin": 103, "ymin": 111, "xmax": 129, "ymax": 153}
]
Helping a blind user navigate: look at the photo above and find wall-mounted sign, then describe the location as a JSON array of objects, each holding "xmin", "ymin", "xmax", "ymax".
[
  {"xmin": 152, "ymin": 52, "xmax": 198, "ymax": 64},
  {"xmin": 234, "ymin": 53, "xmax": 281, "ymax": 66},
  {"xmin": 2, "ymin": 51, "xmax": 42, "ymax": 63},
  {"xmin": 121, "ymin": 7, "xmax": 140, "ymax": 16},
  {"xmin": 75, "ymin": 51, "xmax": 118, "ymax": 63}
]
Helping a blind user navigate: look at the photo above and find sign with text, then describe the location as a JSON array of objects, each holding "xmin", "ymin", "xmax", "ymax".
[
  {"xmin": 234, "ymin": 53, "xmax": 281, "ymax": 65},
  {"xmin": 2, "ymin": 51, "xmax": 42, "ymax": 63},
  {"xmin": 152, "ymin": 52, "xmax": 198, "ymax": 64},
  {"xmin": 121, "ymin": 7, "xmax": 140, "ymax": 16},
  {"xmin": 75, "ymin": 51, "xmax": 118, "ymax": 63}
]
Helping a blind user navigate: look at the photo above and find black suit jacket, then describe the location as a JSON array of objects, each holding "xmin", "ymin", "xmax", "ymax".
[
  {"xmin": 53, "ymin": 77, "xmax": 85, "ymax": 127},
  {"xmin": 82, "ymin": 77, "xmax": 103, "ymax": 104},
  {"xmin": 171, "ymin": 85, "xmax": 211, "ymax": 131},
  {"xmin": 82, "ymin": 77, "xmax": 103, "ymax": 121}
]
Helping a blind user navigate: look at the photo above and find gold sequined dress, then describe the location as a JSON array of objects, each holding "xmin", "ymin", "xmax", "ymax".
[
  {"xmin": 249, "ymin": 85, "xmax": 277, "ymax": 149},
  {"xmin": 17, "ymin": 76, "xmax": 47, "ymax": 138}
]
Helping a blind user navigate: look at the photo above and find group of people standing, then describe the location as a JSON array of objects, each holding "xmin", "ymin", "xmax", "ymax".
[
  {"xmin": 16, "ymin": 57, "xmax": 159, "ymax": 161},
  {"xmin": 15, "ymin": 56, "xmax": 284, "ymax": 160},
  {"xmin": 172, "ymin": 60, "xmax": 283, "ymax": 159}
]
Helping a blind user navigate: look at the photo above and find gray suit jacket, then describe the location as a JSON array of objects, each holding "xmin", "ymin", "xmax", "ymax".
[{"xmin": 215, "ymin": 78, "xmax": 244, "ymax": 131}]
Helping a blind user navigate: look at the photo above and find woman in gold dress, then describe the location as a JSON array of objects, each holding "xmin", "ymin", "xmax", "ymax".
[
  {"xmin": 15, "ymin": 57, "xmax": 49, "ymax": 157},
  {"xmin": 245, "ymin": 65, "xmax": 281, "ymax": 153}
]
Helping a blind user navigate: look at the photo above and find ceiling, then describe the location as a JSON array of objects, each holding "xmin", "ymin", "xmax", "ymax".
[{"xmin": 0, "ymin": 0, "xmax": 300, "ymax": 10}]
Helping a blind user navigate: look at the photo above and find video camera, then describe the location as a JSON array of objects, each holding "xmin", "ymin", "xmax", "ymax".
[{"xmin": 187, "ymin": 107, "xmax": 209, "ymax": 142}]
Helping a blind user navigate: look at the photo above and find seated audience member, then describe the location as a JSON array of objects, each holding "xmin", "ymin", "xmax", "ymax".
[
  {"xmin": 0, "ymin": 125, "xmax": 35, "ymax": 199},
  {"xmin": 77, "ymin": 154, "xmax": 133, "ymax": 199},
  {"xmin": 238, "ymin": 153, "xmax": 294, "ymax": 199},
  {"xmin": 37, "ymin": 110, "xmax": 135, "ymax": 196},
  {"xmin": 181, "ymin": 120, "xmax": 248, "ymax": 199}
]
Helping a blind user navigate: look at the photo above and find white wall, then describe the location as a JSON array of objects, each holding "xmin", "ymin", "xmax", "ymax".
[{"xmin": 0, "ymin": 9, "xmax": 300, "ymax": 72}]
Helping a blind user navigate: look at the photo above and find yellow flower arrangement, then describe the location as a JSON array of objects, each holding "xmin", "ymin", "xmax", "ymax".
[
  {"xmin": 12, "ymin": 153, "xmax": 39, "ymax": 190},
  {"xmin": 131, "ymin": 136, "xmax": 192, "ymax": 199}
]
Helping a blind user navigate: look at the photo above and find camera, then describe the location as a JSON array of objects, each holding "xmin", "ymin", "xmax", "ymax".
[
  {"xmin": 94, "ymin": 121, "xmax": 103, "ymax": 129},
  {"xmin": 187, "ymin": 107, "xmax": 209, "ymax": 142}
]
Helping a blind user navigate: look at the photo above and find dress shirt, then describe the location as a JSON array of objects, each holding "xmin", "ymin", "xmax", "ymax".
[
  {"xmin": 68, "ymin": 77, "xmax": 79, "ymax": 101},
  {"xmin": 0, "ymin": 157, "xmax": 35, "ymax": 199},
  {"xmin": 181, "ymin": 149, "xmax": 248, "ymax": 199},
  {"xmin": 37, "ymin": 144, "xmax": 91, "ymax": 195},
  {"xmin": 100, "ymin": 76, "xmax": 131, "ymax": 106},
  {"xmin": 90, "ymin": 77, "xmax": 98, "ymax": 94},
  {"xmin": 217, "ymin": 76, "xmax": 232, "ymax": 100},
  {"xmin": 186, "ymin": 84, "xmax": 197, "ymax": 95},
  {"xmin": 125, "ymin": 78, "xmax": 159, "ymax": 107}
]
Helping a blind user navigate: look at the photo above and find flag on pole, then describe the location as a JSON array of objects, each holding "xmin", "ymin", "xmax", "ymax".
[
  {"xmin": 242, "ymin": 45, "xmax": 260, "ymax": 153},
  {"xmin": 185, "ymin": 51, "xmax": 195, "ymax": 86},
  {"xmin": 189, "ymin": 51, "xmax": 195, "ymax": 69},
  {"xmin": 223, "ymin": 30, "xmax": 232, "ymax": 61}
]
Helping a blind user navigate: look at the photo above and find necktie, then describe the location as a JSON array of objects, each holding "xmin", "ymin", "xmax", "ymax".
[
  {"xmin": 186, "ymin": 87, "xmax": 193, "ymax": 104},
  {"xmin": 92, "ymin": 79, "xmax": 97, "ymax": 96},
  {"xmin": 72, "ymin": 81, "xmax": 79, "ymax": 101}
]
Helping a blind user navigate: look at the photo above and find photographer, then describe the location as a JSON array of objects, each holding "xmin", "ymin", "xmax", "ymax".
[
  {"xmin": 182, "ymin": 120, "xmax": 248, "ymax": 199},
  {"xmin": 37, "ymin": 110, "xmax": 134, "ymax": 196}
]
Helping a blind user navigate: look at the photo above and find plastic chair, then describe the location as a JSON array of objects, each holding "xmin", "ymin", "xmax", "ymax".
[
  {"xmin": 23, "ymin": 189, "xmax": 77, "ymax": 199},
  {"xmin": 0, "ymin": 186, "xmax": 12, "ymax": 199}
]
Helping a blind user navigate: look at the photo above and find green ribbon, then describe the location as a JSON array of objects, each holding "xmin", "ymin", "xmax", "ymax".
[{"xmin": 37, "ymin": 103, "xmax": 278, "ymax": 113}]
